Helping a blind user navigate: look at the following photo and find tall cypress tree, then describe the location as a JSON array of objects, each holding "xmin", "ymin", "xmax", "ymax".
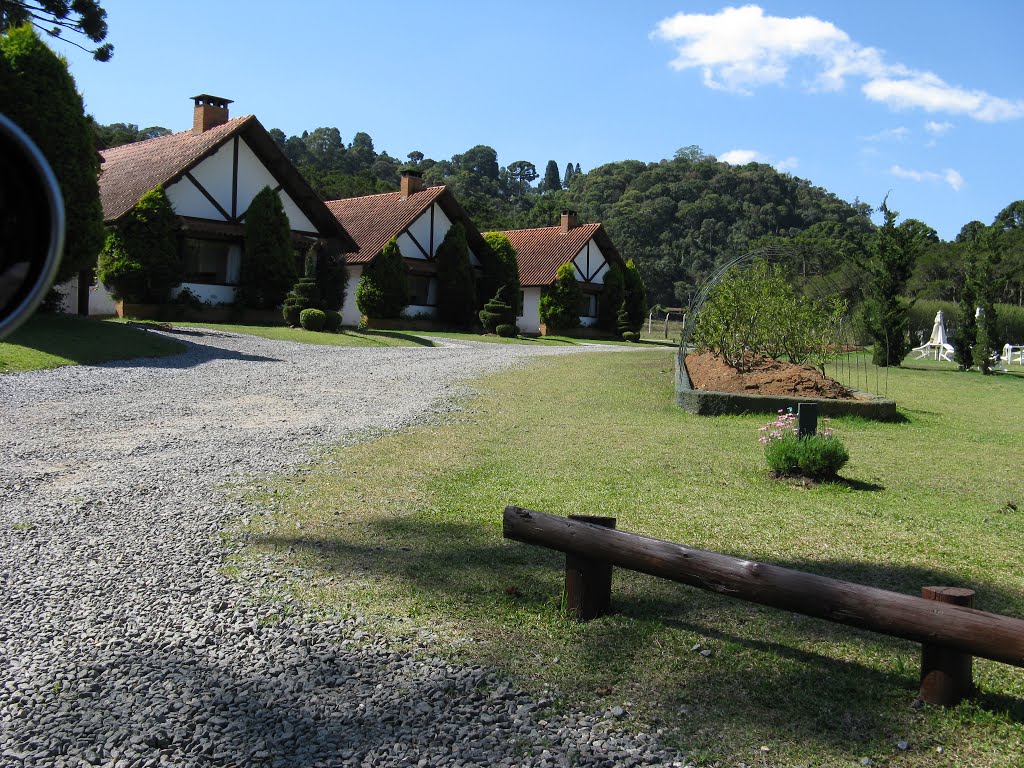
[
  {"xmin": 541, "ymin": 160, "xmax": 561, "ymax": 192},
  {"xmin": 0, "ymin": 25, "xmax": 104, "ymax": 282},
  {"xmin": 563, "ymin": 162, "xmax": 575, "ymax": 188},
  {"xmin": 242, "ymin": 186, "xmax": 296, "ymax": 309},
  {"xmin": 435, "ymin": 223, "xmax": 477, "ymax": 327},
  {"xmin": 356, "ymin": 238, "xmax": 407, "ymax": 318}
]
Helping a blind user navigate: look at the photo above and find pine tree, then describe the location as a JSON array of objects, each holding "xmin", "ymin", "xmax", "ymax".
[
  {"xmin": 0, "ymin": 25, "xmax": 104, "ymax": 282},
  {"xmin": 563, "ymin": 162, "xmax": 575, "ymax": 188},
  {"xmin": 96, "ymin": 185, "xmax": 179, "ymax": 302},
  {"xmin": 541, "ymin": 160, "xmax": 561, "ymax": 192},
  {"xmin": 599, "ymin": 263, "xmax": 625, "ymax": 332},
  {"xmin": 622, "ymin": 259, "xmax": 647, "ymax": 332},
  {"xmin": 242, "ymin": 186, "xmax": 297, "ymax": 309},
  {"xmin": 356, "ymin": 238, "xmax": 407, "ymax": 318},
  {"xmin": 539, "ymin": 262, "xmax": 582, "ymax": 331},
  {"xmin": 435, "ymin": 223, "xmax": 477, "ymax": 327}
]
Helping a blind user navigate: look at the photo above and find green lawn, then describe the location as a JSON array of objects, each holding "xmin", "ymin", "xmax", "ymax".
[
  {"xmin": 0, "ymin": 314, "xmax": 186, "ymax": 373},
  {"xmin": 240, "ymin": 351, "xmax": 1024, "ymax": 768},
  {"xmin": 118, "ymin": 320, "xmax": 435, "ymax": 348}
]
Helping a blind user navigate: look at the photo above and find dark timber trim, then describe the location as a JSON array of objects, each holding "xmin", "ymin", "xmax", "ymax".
[
  {"xmin": 231, "ymin": 136, "xmax": 239, "ymax": 219},
  {"xmin": 185, "ymin": 172, "xmax": 231, "ymax": 221}
]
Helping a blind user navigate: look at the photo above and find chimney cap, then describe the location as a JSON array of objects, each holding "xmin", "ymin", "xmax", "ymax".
[
  {"xmin": 400, "ymin": 168, "xmax": 423, "ymax": 178},
  {"xmin": 191, "ymin": 94, "xmax": 233, "ymax": 108},
  {"xmin": 561, "ymin": 208, "xmax": 577, "ymax": 216}
]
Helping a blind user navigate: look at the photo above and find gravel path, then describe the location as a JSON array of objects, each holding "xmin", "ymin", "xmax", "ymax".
[{"xmin": 0, "ymin": 331, "xmax": 685, "ymax": 768}]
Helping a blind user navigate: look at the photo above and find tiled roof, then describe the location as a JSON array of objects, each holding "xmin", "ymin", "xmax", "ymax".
[
  {"xmin": 492, "ymin": 223, "xmax": 607, "ymax": 286},
  {"xmin": 98, "ymin": 116, "xmax": 254, "ymax": 223},
  {"xmin": 324, "ymin": 187, "xmax": 448, "ymax": 264}
]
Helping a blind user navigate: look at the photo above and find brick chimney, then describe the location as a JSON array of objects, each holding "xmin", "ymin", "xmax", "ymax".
[
  {"xmin": 400, "ymin": 169, "xmax": 425, "ymax": 198},
  {"xmin": 191, "ymin": 94, "xmax": 232, "ymax": 134},
  {"xmin": 560, "ymin": 209, "xmax": 578, "ymax": 233}
]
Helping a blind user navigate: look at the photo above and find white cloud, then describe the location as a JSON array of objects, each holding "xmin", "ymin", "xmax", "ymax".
[
  {"xmin": 653, "ymin": 5, "xmax": 1024, "ymax": 122},
  {"xmin": 863, "ymin": 126, "xmax": 909, "ymax": 142},
  {"xmin": 890, "ymin": 164, "xmax": 965, "ymax": 191},
  {"xmin": 925, "ymin": 120, "xmax": 953, "ymax": 135},
  {"xmin": 719, "ymin": 148, "xmax": 763, "ymax": 164},
  {"xmin": 775, "ymin": 156, "xmax": 799, "ymax": 172}
]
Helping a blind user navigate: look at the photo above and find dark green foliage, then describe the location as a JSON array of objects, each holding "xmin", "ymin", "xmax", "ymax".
[
  {"xmin": 563, "ymin": 162, "xmax": 576, "ymax": 189},
  {"xmin": 282, "ymin": 245, "xmax": 325, "ymax": 324},
  {"xmin": 481, "ymin": 232, "xmax": 520, "ymax": 315},
  {"xmin": 622, "ymin": 260, "xmax": 647, "ymax": 333},
  {"xmin": 539, "ymin": 262, "xmax": 582, "ymax": 330},
  {"xmin": 599, "ymin": 263, "xmax": 625, "ymax": 332},
  {"xmin": 0, "ymin": 25, "xmax": 104, "ymax": 282},
  {"xmin": 356, "ymin": 238, "xmax": 407, "ymax": 319},
  {"xmin": 96, "ymin": 185, "xmax": 180, "ymax": 302},
  {"xmin": 0, "ymin": 1, "xmax": 112, "ymax": 61},
  {"xmin": 92, "ymin": 120, "xmax": 170, "ymax": 150},
  {"xmin": 435, "ymin": 223, "xmax": 477, "ymax": 327},
  {"xmin": 622, "ymin": 331, "xmax": 640, "ymax": 343},
  {"xmin": 299, "ymin": 308, "xmax": 326, "ymax": 332},
  {"xmin": 857, "ymin": 200, "xmax": 924, "ymax": 366},
  {"xmin": 616, "ymin": 301, "xmax": 631, "ymax": 339},
  {"xmin": 954, "ymin": 252, "xmax": 979, "ymax": 370},
  {"xmin": 765, "ymin": 434, "xmax": 849, "ymax": 479},
  {"xmin": 316, "ymin": 251, "xmax": 347, "ymax": 312},
  {"xmin": 495, "ymin": 323, "xmax": 517, "ymax": 338},
  {"xmin": 242, "ymin": 187, "xmax": 297, "ymax": 309},
  {"xmin": 541, "ymin": 160, "xmax": 561, "ymax": 192},
  {"xmin": 479, "ymin": 285, "xmax": 516, "ymax": 332},
  {"xmin": 324, "ymin": 310, "xmax": 342, "ymax": 332}
]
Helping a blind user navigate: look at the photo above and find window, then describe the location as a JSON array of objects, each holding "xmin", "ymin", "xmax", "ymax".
[
  {"xmin": 183, "ymin": 239, "xmax": 240, "ymax": 285},
  {"xmin": 579, "ymin": 292, "xmax": 598, "ymax": 318},
  {"xmin": 407, "ymin": 274, "xmax": 437, "ymax": 306}
]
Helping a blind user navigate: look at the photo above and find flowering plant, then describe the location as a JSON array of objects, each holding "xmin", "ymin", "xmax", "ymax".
[{"xmin": 759, "ymin": 409, "xmax": 848, "ymax": 479}]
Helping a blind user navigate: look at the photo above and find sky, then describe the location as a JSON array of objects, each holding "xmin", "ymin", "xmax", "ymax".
[{"xmin": 49, "ymin": 0, "xmax": 1024, "ymax": 241}]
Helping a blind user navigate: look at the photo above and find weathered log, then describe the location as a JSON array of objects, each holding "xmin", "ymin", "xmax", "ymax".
[
  {"xmin": 919, "ymin": 586, "xmax": 976, "ymax": 705},
  {"xmin": 565, "ymin": 515, "xmax": 616, "ymax": 620},
  {"xmin": 503, "ymin": 506, "xmax": 1024, "ymax": 668}
]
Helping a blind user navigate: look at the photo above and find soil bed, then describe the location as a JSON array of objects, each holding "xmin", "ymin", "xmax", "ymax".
[{"xmin": 685, "ymin": 351, "xmax": 855, "ymax": 400}]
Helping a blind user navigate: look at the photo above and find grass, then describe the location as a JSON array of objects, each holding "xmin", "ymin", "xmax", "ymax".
[
  {"xmin": 242, "ymin": 350, "xmax": 1024, "ymax": 767},
  {"xmin": 0, "ymin": 314, "xmax": 187, "ymax": 373}
]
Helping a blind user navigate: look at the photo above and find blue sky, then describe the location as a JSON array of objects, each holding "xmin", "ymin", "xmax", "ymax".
[{"xmin": 52, "ymin": 1, "xmax": 1023, "ymax": 241}]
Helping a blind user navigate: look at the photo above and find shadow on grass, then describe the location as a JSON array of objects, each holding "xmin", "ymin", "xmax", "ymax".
[
  {"xmin": 254, "ymin": 515, "xmax": 1024, "ymax": 753},
  {"xmin": 355, "ymin": 330, "xmax": 436, "ymax": 347}
]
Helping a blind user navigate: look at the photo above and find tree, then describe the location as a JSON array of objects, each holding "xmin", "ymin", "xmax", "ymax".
[
  {"xmin": 406, "ymin": 150, "xmax": 424, "ymax": 166},
  {"xmin": 0, "ymin": 25, "xmax": 104, "ymax": 282},
  {"xmin": 434, "ymin": 223, "xmax": 477, "ymax": 327},
  {"xmin": 355, "ymin": 238, "xmax": 407, "ymax": 319},
  {"xmin": 539, "ymin": 262, "xmax": 582, "ymax": 331},
  {"xmin": 96, "ymin": 185, "xmax": 180, "ymax": 303},
  {"xmin": 599, "ymin": 262, "xmax": 624, "ymax": 332},
  {"xmin": 541, "ymin": 160, "xmax": 561, "ymax": 192},
  {"xmin": 622, "ymin": 259, "xmax": 647, "ymax": 333},
  {"xmin": 506, "ymin": 161, "xmax": 538, "ymax": 196},
  {"xmin": 563, "ymin": 162, "xmax": 575, "ymax": 188},
  {"xmin": 0, "ymin": 0, "xmax": 112, "ymax": 60},
  {"xmin": 856, "ymin": 200, "xmax": 923, "ymax": 366},
  {"xmin": 481, "ymin": 232, "xmax": 520, "ymax": 315},
  {"xmin": 241, "ymin": 186, "xmax": 296, "ymax": 309},
  {"xmin": 316, "ymin": 248, "xmax": 347, "ymax": 312},
  {"xmin": 303, "ymin": 127, "xmax": 344, "ymax": 171}
]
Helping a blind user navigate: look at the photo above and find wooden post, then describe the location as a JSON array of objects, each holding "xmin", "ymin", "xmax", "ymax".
[
  {"xmin": 797, "ymin": 402, "xmax": 818, "ymax": 438},
  {"xmin": 919, "ymin": 586, "xmax": 976, "ymax": 706},
  {"xmin": 564, "ymin": 515, "xmax": 616, "ymax": 621}
]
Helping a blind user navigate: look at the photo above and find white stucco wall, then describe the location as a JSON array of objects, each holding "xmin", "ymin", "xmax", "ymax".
[
  {"xmin": 573, "ymin": 240, "xmax": 609, "ymax": 284},
  {"xmin": 341, "ymin": 265, "xmax": 363, "ymax": 327},
  {"xmin": 518, "ymin": 286, "xmax": 542, "ymax": 334},
  {"xmin": 53, "ymin": 275, "xmax": 118, "ymax": 316}
]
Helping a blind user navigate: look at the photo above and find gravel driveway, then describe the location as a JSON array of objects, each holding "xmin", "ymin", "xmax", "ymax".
[{"xmin": 0, "ymin": 331, "xmax": 684, "ymax": 768}]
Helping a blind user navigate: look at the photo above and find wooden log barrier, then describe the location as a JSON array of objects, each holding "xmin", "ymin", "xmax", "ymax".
[
  {"xmin": 503, "ymin": 506, "xmax": 1024, "ymax": 703},
  {"xmin": 919, "ymin": 586, "xmax": 976, "ymax": 705},
  {"xmin": 565, "ymin": 515, "xmax": 616, "ymax": 620}
]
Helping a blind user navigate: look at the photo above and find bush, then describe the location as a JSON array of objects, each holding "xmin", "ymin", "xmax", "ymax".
[
  {"xmin": 495, "ymin": 323, "xmax": 518, "ymax": 338},
  {"xmin": 759, "ymin": 411, "xmax": 848, "ymax": 479},
  {"xmin": 482, "ymin": 232, "xmax": 521, "ymax": 316},
  {"xmin": 242, "ymin": 186, "xmax": 296, "ymax": 309},
  {"xmin": 622, "ymin": 331, "xmax": 640, "ymax": 343},
  {"xmin": 622, "ymin": 259, "xmax": 647, "ymax": 333},
  {"xmin": 479, "ymin": 284, "xmax": 516, "ymax": 332},
  {"xmin": 299, "ymin": 308, "xmax": 326, "ymax": 331},
  {"xmin": 356, "ymin": 238, "xmax": 407, "ymax": 318},
  {"xmin": 324, "ymin": 310, "xmax": 342, "ymax": 332},
  {"xmin": 435, "ymin": 223, "xmax": 477, "ymax": 327},
  {"xmin": 599, "ymin": 263, "xmax": 625, "ymax": 332},
  {"xmin": 539, "ymin": 262, "xmax": 582, "ymax": 330}
]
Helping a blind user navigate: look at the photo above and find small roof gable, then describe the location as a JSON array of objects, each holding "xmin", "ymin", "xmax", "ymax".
[
  {"xmin": 98, "ymin": 116, "xmax": 356, "ymax": 252},
  {"xmin": 491, "ymin": 223, "xmax": 624, "ymax": 286},
  {"xmin": 325, "ymin": 186, "xmax": 493, "ymax": 265}
]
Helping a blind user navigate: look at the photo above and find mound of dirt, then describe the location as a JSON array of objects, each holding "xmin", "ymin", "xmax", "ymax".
[{"xmin": 685, "ymin": 351, "xmax": 855, "ymax": 399}]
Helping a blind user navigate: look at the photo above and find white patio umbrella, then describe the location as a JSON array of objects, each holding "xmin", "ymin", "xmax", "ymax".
[{"xmin": 912, "ymin": 310, "xmax": 955, "ymax": 362}]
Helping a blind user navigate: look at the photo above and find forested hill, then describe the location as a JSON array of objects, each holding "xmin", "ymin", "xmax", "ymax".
[{"xmin": 96, "ymin": 121, "xmax": 1022, "ymax": 309}]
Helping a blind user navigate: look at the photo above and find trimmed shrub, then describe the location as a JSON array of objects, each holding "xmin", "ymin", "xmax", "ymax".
[
  {"xmin": 356, "ymin": 238, "xmax": 407, "ymax": 318},
  {"xmin": 96, "ymin": 185, "xmax": 180, "ymax": 303},
  {"xmin": 622, "ymin": 259, "xmax": 647, "ymax": 333},
  {"xmin": 324, "ymin": 310, "xmax": 342, "ymax": 332},
  {"xmin": 479, "ymin": 284, "xmax": 516, "ymax": 332},
  {"xmin": 539, "ymin": 262, "xmax": 582, "ymax": 330},
  {"xmin": 282, "ymin": 248, "xmax": 322, "ymax": 325},
  {"xmin": 482, "ymin": 232, "xmax": 521, "ymax": 315},
  {"xmin": 622, "ymin": 331, "xmax": 640, "ymax": 343},
  {"xmin": 599, "ymin": 263, "xmax": 625, "ymax": 332},
  {"xmin": 317, "ymin": 251, "xmax": 348, "ymax": 312},
  {"xmin": 496, "ymin": 323, "xmax": 518, "ymax": 338},
  {"xmin": 435, "ymin": 223, "xmax": 477, "ymax": 327},
  {"xmin": 299, "ymin": 308, "xmax": 326, "ymax": 331},
  {"xmin": 242, "ymin": 186, "xmax": 296, "ymax": 309}
]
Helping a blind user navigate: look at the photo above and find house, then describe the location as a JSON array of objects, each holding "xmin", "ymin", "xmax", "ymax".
[
  {"xmin": 60, "ymin": 94, "xmax": 356, "ymax": 315},
  {"xmin": 325, "ymin": 171, "xmax": 493, "ymax": 327},
  {"xmin": 493, "ymin": 211, "xmax": 626, "ymax": 334}
]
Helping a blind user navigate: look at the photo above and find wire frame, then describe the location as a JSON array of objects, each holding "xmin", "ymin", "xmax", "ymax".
[{"xmin": 678, "ymin": 245, "xmax": 891, "ymax": 397}]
